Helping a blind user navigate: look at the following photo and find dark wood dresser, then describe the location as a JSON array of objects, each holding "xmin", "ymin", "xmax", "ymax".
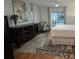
[{"xmin": 10, "ymin": 23, "xmax": 39, "ymax": 48}]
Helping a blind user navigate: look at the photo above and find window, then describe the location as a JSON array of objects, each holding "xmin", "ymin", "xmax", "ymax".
[{"xmin": 50, "ymin": 12, "xmax": 64, "ymax": 27}]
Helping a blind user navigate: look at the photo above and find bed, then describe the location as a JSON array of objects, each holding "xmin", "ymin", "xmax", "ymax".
[{"xmin": 50, "ymin": 25, "xmax": 75, "ymax": 45}]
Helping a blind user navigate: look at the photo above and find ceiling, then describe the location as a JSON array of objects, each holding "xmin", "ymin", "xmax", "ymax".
[{"xmin": 27, "ymin": 0, "xmax": 74, "ymax": 7}]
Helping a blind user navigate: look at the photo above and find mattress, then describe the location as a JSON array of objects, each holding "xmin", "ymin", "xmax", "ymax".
[{"xmin": 50, "ymin": 25, "xmax": 75, "ymax": 38}]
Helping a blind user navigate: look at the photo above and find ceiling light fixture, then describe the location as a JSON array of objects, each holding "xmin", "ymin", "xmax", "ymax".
[
  {"xmin": 54, "ymin": 0, "xmax": 59, "ymax": 7},
  {"xmin": 55, "ymin": 4, "xmax": 59, "ymax": 7},
  {"xmin": 49, "ymin": 0, "xmax": 59, "ymax": 7}
]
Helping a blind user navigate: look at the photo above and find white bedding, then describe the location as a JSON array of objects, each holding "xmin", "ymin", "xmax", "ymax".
[
  {"xmin": 50, "ymin": 25, "xmax": 75, "ymax": 38},
  {"xmin": 50, "ymin": 25, "xmax": 75, "ymax": 45}
]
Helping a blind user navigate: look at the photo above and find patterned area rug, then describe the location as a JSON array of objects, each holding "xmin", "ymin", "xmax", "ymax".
[
  {"xmin": 16, "ymin": 32, "xmax": 73, "ymax": 58},
  {"xmin": 36, "ymin": 41, "xmax": 72, "ymax": 58}
]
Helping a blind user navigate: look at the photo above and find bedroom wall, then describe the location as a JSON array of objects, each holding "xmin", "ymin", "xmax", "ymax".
[
  {"xmin": 40, "ymin": 6, "xmax": 49, "ymax": 25},
  {"xmin": 66, "ymin": 0, "xmax": 75, "ymax": 24},
  {"xmin": 4, "ymin": 0, "xmax": 75, "ymax": 27},
  {"xmin": 4, "ymin": 0, "xmax": 13, "ymax": 16},
  {"xmin": 33, "ymin": 5, "xmax": 41, "ymax": 23}
]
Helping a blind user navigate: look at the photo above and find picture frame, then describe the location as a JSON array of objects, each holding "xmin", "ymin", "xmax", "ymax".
[{"xmin": 12, "ymin": 0, "xmax": 27, "ymax": 23}]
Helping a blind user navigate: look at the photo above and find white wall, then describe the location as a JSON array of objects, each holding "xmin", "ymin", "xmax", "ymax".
[
  {"xmin": 4, "ymin": 0, "xmax": 13, "ymax": 16},
  {"xmin": 5, "ymin": 0, "xmax": 75, "ymax": 27},
  {"xmin": 33, "ymin": 5, "xmax": 41, "ymax": 23},
  {"xmin": 66, "ymin": 0, "xmax": 75, "ymax": 24},
  {"xmin": 40, "ymin": 6, "xmax": 49, "ymax": 25}
]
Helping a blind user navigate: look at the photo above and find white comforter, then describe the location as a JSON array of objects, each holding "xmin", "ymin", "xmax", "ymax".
[
  {"xmin": 50, "ymin": 25, "xmax": 75, "ymax": 45},
  {"xmin": 50, "ymin": 25, "xmax": 75, "ymax": 38}
]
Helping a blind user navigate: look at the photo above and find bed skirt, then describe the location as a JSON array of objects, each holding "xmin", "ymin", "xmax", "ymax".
[{"xmin": 52, "ymin": 37, "xmax": 75, "ymax": 45}]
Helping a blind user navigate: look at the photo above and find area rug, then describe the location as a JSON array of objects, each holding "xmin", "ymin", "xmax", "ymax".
[
  {"xmin": 16, "ymin": 32, "xmax": 73, "ymax": 58},
  {"xmin": 36, "ymin": 41, "xmax": 72, "ymax": 58},
  {"xmin": 16, "ymin": 32, "xmax": 50, "ymax": 53}
]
